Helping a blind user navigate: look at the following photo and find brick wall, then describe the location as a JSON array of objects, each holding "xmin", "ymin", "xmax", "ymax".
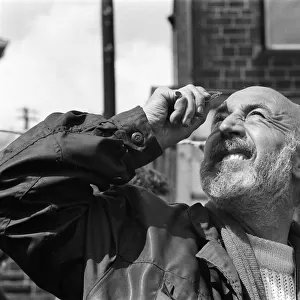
[
  {"xmin": 0, "ymin": 258, "xmax": 55, "ymax": 300},
  {"xmin": 172, "ymin": 0, "xmax": 300, "ymax": 203},
  {"xmin": 191, "ymin": 0, "xmax": 300, "ymax": 91}
]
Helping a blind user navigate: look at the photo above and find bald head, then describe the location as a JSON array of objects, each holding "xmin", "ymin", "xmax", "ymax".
[
  {"xmin": 231, "ymin": 86, "xmax": 294, "ymax": 107},
  {"xmin": 224, "ymin": 86, "xmax": 300, "ymax": 136},
  {"xmin": 205, "ymin": 85, "xmax": 300, "ymax": 172},
  {"xmin": 201, "ymin": 86, "xmax": 300, "ymax": 242}
]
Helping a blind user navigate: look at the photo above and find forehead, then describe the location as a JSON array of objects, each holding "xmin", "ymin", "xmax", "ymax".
[{"xmin": 222, "ymin": 86, "xmax": 295, "ymax": 115}]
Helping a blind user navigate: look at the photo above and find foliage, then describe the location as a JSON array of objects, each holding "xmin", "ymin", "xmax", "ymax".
[{"xmin": 130, "ymin": 167, "xmax": 170, "ymax": 196}]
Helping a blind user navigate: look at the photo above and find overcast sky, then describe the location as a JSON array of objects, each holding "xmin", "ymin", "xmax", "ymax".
[{"xmin": 0, "ymin": 0, "xmax": 173, "ymax": 133}]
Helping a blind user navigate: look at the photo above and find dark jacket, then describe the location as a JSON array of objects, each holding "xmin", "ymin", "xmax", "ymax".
[{"xmin": 0, "ymin": 107, "xmax": 299, "ymax": 300}]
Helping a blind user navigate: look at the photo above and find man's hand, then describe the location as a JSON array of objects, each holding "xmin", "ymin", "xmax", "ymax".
[{"xmin": 143, "ymin": 84, "xmax": 211, "ymax": 150}]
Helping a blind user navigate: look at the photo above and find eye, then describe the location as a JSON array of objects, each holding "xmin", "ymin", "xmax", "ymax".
[
  {"xmin": 213, "ymin": 116, "xmax": 223, "ymax": 124},
  {"xmin": 211, "ymin": 115, "xmax": 225, "ymax": 131},
  {"xmin": 213, "ymin": 113, "xmax": 227, "ymax": 124},
  {"xmin": 247, "ymin": 110, "xmax": 265, "ymax": 118}
]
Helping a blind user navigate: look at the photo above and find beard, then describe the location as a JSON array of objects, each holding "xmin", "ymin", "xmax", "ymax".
[{"xmin": 200, "ymin": 134, "xmax": 297, "ymax": 219}]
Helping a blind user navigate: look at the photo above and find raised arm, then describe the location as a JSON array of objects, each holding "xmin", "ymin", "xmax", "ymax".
[
  {"xmin": 0, "ymin": 106, "xmax": 163, "ymax": 297},
  {"xmin": 0, "ymin": 85, "xmax": 210, "ymax": 299}
]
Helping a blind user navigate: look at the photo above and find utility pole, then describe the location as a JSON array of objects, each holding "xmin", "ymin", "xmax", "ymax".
[
  {"xmin": 101, "ymin": 0, "xmax": 116, "ymax": 118},
  {"xmin": 19, "ymin": 107, "xmax": 38, "ymax": 131}
]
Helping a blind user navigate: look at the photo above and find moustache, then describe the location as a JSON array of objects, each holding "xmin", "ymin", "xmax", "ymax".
[{"xmin": 210, "ymin": 137, "xmax": 256, "ymax": 161}]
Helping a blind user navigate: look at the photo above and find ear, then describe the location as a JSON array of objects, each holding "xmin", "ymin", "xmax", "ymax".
[{"xmin": 292, "ymin": 150, "xmax": 300, "ymax": 179}]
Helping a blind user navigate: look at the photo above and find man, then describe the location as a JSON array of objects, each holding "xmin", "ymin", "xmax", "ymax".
[{"xmin": 0, "ymin": 84, "xmax": 299, "ymax": 300}]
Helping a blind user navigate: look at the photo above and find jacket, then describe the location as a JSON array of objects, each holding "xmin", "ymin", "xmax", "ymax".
[{"xmin": 0, "ymin": 107, "xmax": 300, "ymax": 300}]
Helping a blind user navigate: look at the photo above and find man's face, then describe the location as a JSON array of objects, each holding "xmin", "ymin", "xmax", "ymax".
[{"xmin": 200, "ymin": 86, "xmax": 298, "ymax": 208}]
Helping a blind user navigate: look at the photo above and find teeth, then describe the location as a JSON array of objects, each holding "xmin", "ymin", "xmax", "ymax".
[{"xmin": 223, "ymin": 154, "xmax": 247, "ymax": 161}]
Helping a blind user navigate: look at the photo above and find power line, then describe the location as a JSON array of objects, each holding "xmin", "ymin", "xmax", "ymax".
[
  {"xmin": 0, "ymin": 129, "xmax": 22, "ymax": 135},
  {"xmin": 0, "ymin": 108, "xmax": 38, "ymax": 138}
]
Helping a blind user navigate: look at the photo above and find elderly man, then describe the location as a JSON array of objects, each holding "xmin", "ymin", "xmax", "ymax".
[{"xmin": 0, "ymin": 85, "xmax": 299, "ymax": 300}]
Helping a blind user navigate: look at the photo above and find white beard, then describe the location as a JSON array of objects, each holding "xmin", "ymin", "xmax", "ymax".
[
  {"xmin": 206, "ymin": 159, "xmax": 256, "ymax": 200},
  {"xmin": 200, "ymin": 135, "xmax": 297, "ymax": 220}
]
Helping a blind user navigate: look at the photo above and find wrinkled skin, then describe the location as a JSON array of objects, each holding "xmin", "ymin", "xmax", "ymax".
[
  {"xmin": 200, "ymin": 86, "xmax": 300, "ymax": 243},
  {"xmin": 204, "ymin": 86, "xmax": 299, "ymax": 172},
  {"xmin": 144, "ymin": 84, "xmax": 300, "ymax": 243}
]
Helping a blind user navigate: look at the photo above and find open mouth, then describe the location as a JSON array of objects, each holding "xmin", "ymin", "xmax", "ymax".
[
  {"xmin": 214, "ymin": 149, "xmax": 254, "ymax": 165},
  {"xmin": 206, "ymin": 137, "xmax": 257, "ymax": 171}
]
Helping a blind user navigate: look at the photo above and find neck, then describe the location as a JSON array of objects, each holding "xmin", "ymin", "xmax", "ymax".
[
  {"xmin": 208, "ymin": 197, "xmax": 294, "ymax": 244},
  {"xmin": 243, "ymin": 216, "xmax": 290, "ymax": 244}
]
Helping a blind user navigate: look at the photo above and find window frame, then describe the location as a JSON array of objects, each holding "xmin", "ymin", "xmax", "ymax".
[{"xmin": 263, "ymin": 0, "xmax": 300, "ymax": 51}]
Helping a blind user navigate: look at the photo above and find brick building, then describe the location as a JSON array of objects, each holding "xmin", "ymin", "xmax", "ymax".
[
  {"xmin": 173, "ymin": 0, "xmax": 300, "ymax": 93},
  {"xmin": 165, "ymin": 0, "xmax": 300, "ymax": 204}
]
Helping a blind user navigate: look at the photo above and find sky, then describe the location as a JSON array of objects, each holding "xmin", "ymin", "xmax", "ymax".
[{"xmin": 0, "ymin": 0, "xmax": 173, "ymax": 135}]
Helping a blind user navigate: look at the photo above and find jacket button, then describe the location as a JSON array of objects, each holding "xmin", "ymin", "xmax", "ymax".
[{"xmin": 131, "ymin": 132, "xmax": 144, "ymax": 146}]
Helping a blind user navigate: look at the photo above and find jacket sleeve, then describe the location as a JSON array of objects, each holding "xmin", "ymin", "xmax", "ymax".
[{"xmin": 0, "ymin": 106, "xmax": 162, "ymax": 299}]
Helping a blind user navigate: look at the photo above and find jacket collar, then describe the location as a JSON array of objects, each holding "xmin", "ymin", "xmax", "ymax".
[
  {"xmin": 289, "ymin": 221, "xmax": 300, "ymax": 299},
  {"xmin": 196, "ymin": 240, "xmax": 243, "ymax": 300},
  {"xmin": 188, "ymin": 203, "xmax": 243, "ymax": 299},
  {"xmin": 189, "ymin": 203, "xmax": 300, "ymax": 300}
]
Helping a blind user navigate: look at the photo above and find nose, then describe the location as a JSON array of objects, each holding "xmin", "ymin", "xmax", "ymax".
[{"xmin": 219, "ymin": 114, "xmax": 246, "ymax": 137}]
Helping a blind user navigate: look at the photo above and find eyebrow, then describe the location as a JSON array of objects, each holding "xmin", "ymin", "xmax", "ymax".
[
  {"xmin": 240, "ymin": 103, "xmax": 273, "ymax": 115},
  {"xmin": 212, "ymin": 102, "xmax": 272, "ymax": 123}
]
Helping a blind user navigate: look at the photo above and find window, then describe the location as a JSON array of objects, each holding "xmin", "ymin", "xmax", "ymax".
[{"xmin": 264, "ymin": 0, "xmax": 300, "ymax": 50}]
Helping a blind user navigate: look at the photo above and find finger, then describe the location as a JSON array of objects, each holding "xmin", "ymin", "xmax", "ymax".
[
  {"xmin": 193, "ymin": 86, "xmax": 211, "ymax": 117},
  {"xmin": 179, "ymin": 86, "xmax": 196, "ymax": 126},
  {"xmin": 170, "ymin": 86, "xmax": 213, "ymax": 126},
  {"xmin": 189, "ymin": 113, "xmax": 207, "ymax": 132},
  {"xmin": 187, "ymin": 86, "xmax": 206, "ymax": 117},
  {"xmin": 181, "ymin": 85, "xmax": 211, "ymax": 125},
  {"xmin": 194, "ymin": 98, "xmax": 212, "ymax": 124},
  {"xmin": 169, "ymin": 97, "xmax": 187, "ymax": 124},
  {"xmin": 169, "ymin": 90, "xmax": 183, "ymax": 114}
]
